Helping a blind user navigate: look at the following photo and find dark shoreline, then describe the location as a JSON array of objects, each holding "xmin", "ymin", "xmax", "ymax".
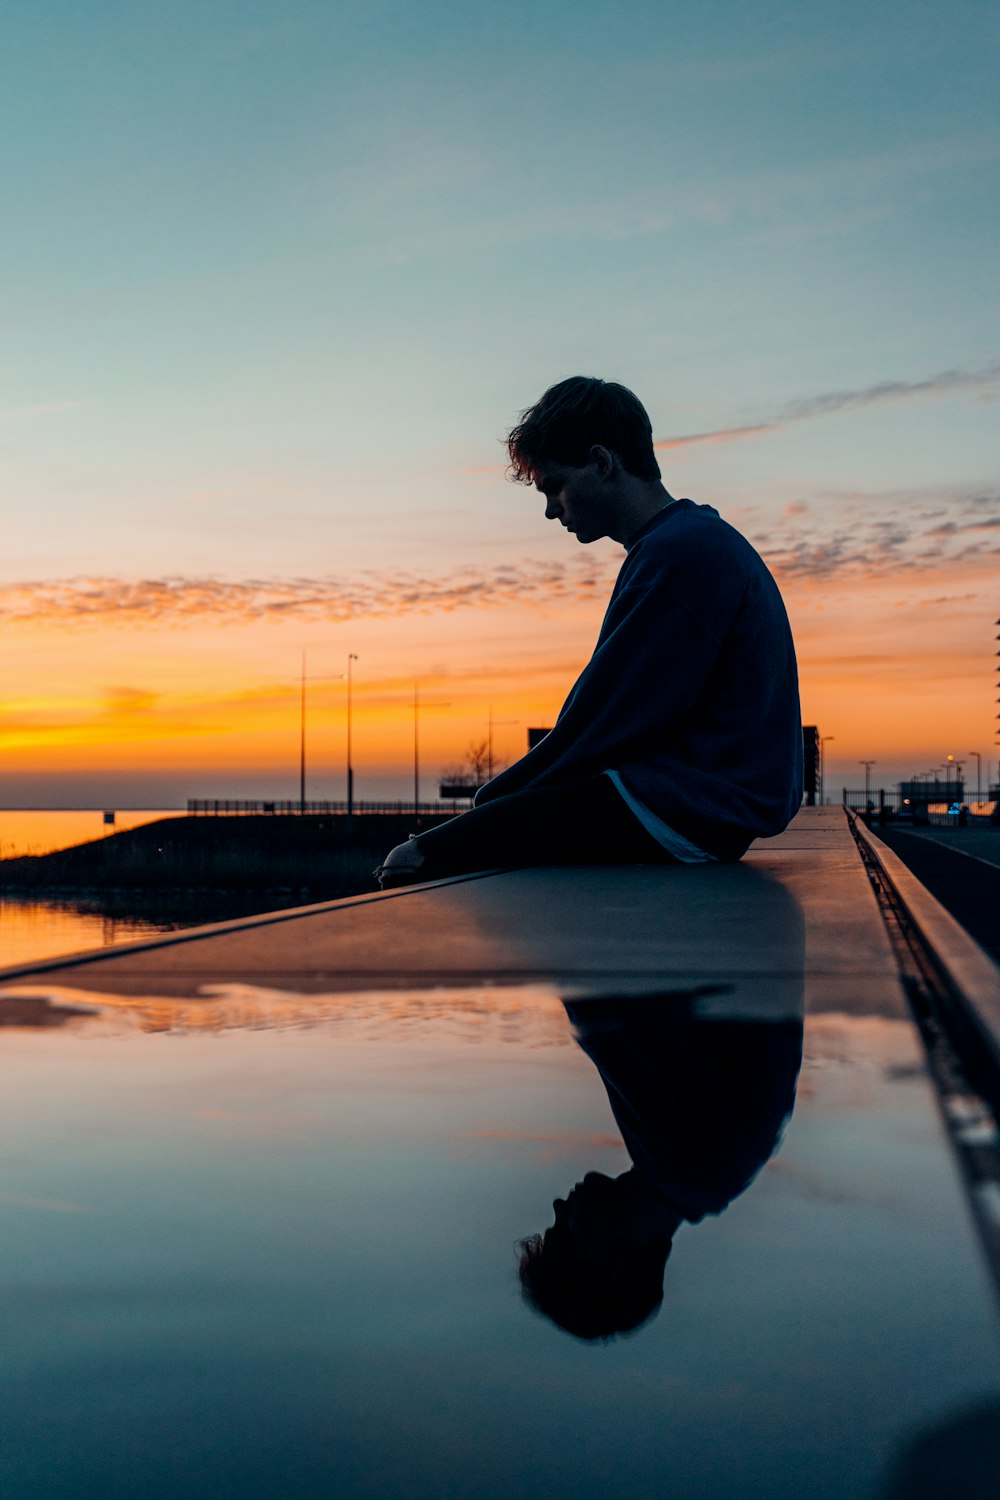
[{"xmin": 0, "ymin": 813, "xmax": 455, "ymax": 904}]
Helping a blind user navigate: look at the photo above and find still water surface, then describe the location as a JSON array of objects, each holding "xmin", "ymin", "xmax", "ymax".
[
  {"xmin": 0, "ymin": 892, "xmax": 302, "ymax": 970},
  {"xmin": 1, "ymin": 974, "xmax": 998, "ymax": 1497},
  {"xmin": 0, "ymin": 896, "xmax": 175, "ymax": 968},
  {"xmin": 0, "ymin": 812, "xmax": 289, "ymax": 968}
]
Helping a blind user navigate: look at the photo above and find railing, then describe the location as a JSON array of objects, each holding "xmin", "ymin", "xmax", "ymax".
[
  {"xmin": 841, "ymin": 788, "xmax": 997, "ymax": 826},
  {"xmin": 186, "ymin": 799, "xmax": 461, "ymax": 816}
]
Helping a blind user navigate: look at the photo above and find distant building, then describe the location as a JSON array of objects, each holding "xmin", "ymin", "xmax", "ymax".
[
  {"xmin": 438, "ymin": 779, "xmax": 479, "ymax": 801},
  {"xmin": 802, "ymin": 726, "xmax": 820, "ymax": 806},
  {"xmin": 527, "ymin": 727, "xmax": 551, "ymax": 750}
]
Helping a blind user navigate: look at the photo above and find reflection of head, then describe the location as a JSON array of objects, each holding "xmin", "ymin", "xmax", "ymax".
[{"xmin": 517, "ymin": 1169, "xmax": 675, "ymax": 1342}]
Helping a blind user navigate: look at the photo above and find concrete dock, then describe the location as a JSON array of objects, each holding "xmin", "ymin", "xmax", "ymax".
[{"xmin": 1, "ymin": 806, "xmax": 998, "ymax": 1498}]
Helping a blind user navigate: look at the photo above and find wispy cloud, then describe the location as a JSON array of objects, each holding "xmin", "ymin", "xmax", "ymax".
[
  {"xmin": 657, "ymin": 423, "xmax": 774, "ymax": 451},
  {"xmin": 0, "ymin": 1191, "xmax": 86, "ymax": 1213},
  {"xmin": 3, "ymin": 485, "xmax": 997, "ymax": 628},
  {"xmin": 0, "ymin": 557, "xmax": 619, "ymax": 629},
  {"xmin": 785, "ymin": 365, "xmax": 1000, "ymax": 420},
  {"xmin": 103, "ymin": 686, "xmax": 160, "ymax": 715},
  {"xmin": 470, "ymin": 1129, "xmax": 622, "ymax": 1147},
  {"xmin": 324, "ymin": 120, "xmax": 1000, "ymax": 265},
  {"xmin": 750, "ymin": 490, "xmax": 1000, "ymax": 584},
  {"xmin": 0, "ymin": 400, "xmax": 80, "ymax": 423},
  {"xmin": 657, "ymin": 363, "xmax": 1000, "ymax": 450}
]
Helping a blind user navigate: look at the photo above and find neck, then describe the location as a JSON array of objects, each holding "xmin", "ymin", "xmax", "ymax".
[{"xmin": 614, "ymin": 480, "xmax": 676, "ymax": 546}]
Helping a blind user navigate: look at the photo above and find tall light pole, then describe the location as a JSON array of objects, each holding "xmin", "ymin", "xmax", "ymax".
[
  {"xmin": 859, "ymin": 760, "xmax": 875, "ymax": 803},
  {"xmin": 820, "ymin": 736, "xmax": 835, "ymax": 805},
  {"xmin": 969, "ymin": 750, "xmax": 982, "ymax": 807},
  {"xmin": 300, "ymin": 651, "xmax": 307, "ymax": 813},
  {"xmin": 414, "ymin": 684, "xmax": 419, "ymax": 814},
  {"xmin": 299, "ymin": 652, "xmax": 344, "ymax": 814},
  {"xmin": 487, "ymin": 705, "xmax": 519, "ymax": 781},
  {"xmin": 412, "ymin": 683, "xmax": 450, "ymax": 816},
  {"xmin": 346, "ymin": 654, "xmax": 358, "ymax": 817}
]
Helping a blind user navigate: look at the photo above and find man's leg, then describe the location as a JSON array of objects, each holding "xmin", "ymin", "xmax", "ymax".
[{"xmin": 377, "ymin": 775, "xmax": 674, "ymax": 886}]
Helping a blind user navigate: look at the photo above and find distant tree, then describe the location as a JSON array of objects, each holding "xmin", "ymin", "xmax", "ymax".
[
  {"xmin": 440, "ymin": 738, "xmax": 506, "ymax": 789},
  {"xmin": 465, "ymin": 738, "xmax": 491, "ymax": 784}
]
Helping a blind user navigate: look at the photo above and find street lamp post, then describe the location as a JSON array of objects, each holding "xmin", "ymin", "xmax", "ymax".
[
  {"xmin": 969, "ymin": 750, "xmax": 982, "ymax": 807},
  {"xmin": 346, "ymin": 654, "xmax": 358, "ymax": 818},
  {"xmin": 299, "ymin": 652, "xmax": 344, "ymax": 814},
  {"xmin": 820, "ymin": 736, "xmax": 835, "ymax": 805},
  {"xmin": 859, "ymin": 760, "xmax": 875, "ymax": 804},
  {"xmin": 486, "ymin": 705, "xmax": 519, "ymax": 781},
  {"xmin": 300, "ymin": 652, "xmax": 307, "ymax": 813},
  {"xmin": 414, "ymin": 684, "xmax": 419, "ymax": 814},
  {"xmin": 412, "ymin": 683, "xmax": 451, "ymax": 817}
]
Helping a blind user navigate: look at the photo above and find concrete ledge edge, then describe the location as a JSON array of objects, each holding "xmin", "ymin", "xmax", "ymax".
[
  {"xmin": 0, "ymin": 868, "xmax": 510, "ymax": 984},
  {"xmin": 853, "ymin": 812, "xmax": 1000, "ymax": 1067}
]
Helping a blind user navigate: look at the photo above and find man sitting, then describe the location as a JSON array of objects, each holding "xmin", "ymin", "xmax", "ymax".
[{"xmin": 378, "ymin": 376, "xmax": 802, "ymax": 886}]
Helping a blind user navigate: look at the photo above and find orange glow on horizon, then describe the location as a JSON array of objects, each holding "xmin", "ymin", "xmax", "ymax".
[{"xmin": 0, "ymin": 544, "xmax": 995, "ymax": 794}]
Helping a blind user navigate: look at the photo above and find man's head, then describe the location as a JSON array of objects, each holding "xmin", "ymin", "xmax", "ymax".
[
  {"xmin": 506, "ymin": 377, "xmax": 670, "ymax": 546},
  {"xmin": 507, "ymin": 376, "xmax": 661, "ymax": 486}
]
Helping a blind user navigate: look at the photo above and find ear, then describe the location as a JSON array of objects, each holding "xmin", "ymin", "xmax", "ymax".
[{"xmin": 590, "ymin": 444, "xmax": 615, "ymax": 479}]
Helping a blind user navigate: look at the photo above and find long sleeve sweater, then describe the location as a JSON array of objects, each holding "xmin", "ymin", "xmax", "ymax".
[{"xmin": 473, "ymin": 499, "xmax": 803, "ymax": 861}]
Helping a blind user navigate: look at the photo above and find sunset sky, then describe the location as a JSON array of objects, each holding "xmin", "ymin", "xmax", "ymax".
[{"xmin": 2, "ymin": 0, "xmax": 998, "ymax": 805}]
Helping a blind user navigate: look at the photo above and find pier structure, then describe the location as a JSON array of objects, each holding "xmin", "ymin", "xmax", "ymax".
[{"xmin": 1, "ymin": 806, "xmax": 998, "ymax": 1496}]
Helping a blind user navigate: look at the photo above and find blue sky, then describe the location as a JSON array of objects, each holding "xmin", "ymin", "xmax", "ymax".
[{"xmin": 0, "ymin": 0, "xmax": 997, "ymax": 798}]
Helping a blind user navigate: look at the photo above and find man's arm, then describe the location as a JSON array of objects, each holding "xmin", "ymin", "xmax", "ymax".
[{"xmin": 475, "ymin": 577, "xmax": 733, "ymax": 805}]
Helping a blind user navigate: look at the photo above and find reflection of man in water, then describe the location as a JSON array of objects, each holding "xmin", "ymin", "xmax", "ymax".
[
  {"xmin": 378, "ymin": 376, "xmax": 801, "ymax": 886},
  {"xmin": 520, "ymin": 990, "xmax": 804, "ymax": 1341}
]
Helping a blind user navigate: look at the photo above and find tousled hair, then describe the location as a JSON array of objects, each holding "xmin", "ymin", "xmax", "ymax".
[{"xmin": 506, "ymin": 376, "xmax": 661, "ymax": 486}]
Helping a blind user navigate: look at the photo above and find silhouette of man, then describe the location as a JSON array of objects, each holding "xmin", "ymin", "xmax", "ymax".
[{"xmin": 378, "ymin": 376, "xmax": 801, "ymax": 886}]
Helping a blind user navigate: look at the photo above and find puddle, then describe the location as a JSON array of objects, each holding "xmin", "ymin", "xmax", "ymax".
[{"xmin": 1, "ymin": 982, "xmax": 997, "ymax": 1498}]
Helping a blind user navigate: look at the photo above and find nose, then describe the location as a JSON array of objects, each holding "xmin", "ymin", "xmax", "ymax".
[{"xmin": 544, "ymin": 499, "xmax": 561, "ymax": 521}]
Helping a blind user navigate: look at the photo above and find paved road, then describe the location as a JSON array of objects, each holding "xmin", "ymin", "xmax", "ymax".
[
  {"xmin": 876, "ymin": 825, "xmax": 1000, "ymax": 962},
  {"xmin": 894, "ymin": 825, "xmax": 1000, "ymax": 870}
]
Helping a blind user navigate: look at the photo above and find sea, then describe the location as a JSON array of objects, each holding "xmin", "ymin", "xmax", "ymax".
[{"xmin": 0, "ymin": 809, "xmax": 190, "ymax": 967}]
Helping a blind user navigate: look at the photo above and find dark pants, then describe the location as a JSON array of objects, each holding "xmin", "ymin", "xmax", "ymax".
[{"xmin": 410, "ymin": 775, "xmax": 676, "ymax": 880}]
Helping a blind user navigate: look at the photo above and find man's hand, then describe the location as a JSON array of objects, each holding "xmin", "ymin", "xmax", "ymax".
[{"xmin": 374, "ymin": 834, "xmax": 426, "ymax": 889}]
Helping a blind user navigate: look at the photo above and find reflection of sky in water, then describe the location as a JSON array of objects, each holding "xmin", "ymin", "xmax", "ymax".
[
  {"xmin": 0, "ymin": 899, "xmax": 172, "ymax": 968},
  {"xmin": 1, "ymin": 981, "xmax": 999, "ymax": 1498},
  {"xmin": 0, "ymin": 893, "xmax": 294, "ymax": 971}
]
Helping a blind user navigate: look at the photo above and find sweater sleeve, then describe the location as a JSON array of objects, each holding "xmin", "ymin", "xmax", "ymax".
[{"xmin": 474, "ymin": 573, "xmax": 735, "ymax": 805}]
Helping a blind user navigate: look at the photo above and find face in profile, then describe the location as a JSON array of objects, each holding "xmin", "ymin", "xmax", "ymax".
[
  {"xmin": 534, "ymin": 454, "xmax": 620, "ymax": 545},
  {"xmin": 546, "ymin": 1172, "xmax": 647, "ymax": 1271}
]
